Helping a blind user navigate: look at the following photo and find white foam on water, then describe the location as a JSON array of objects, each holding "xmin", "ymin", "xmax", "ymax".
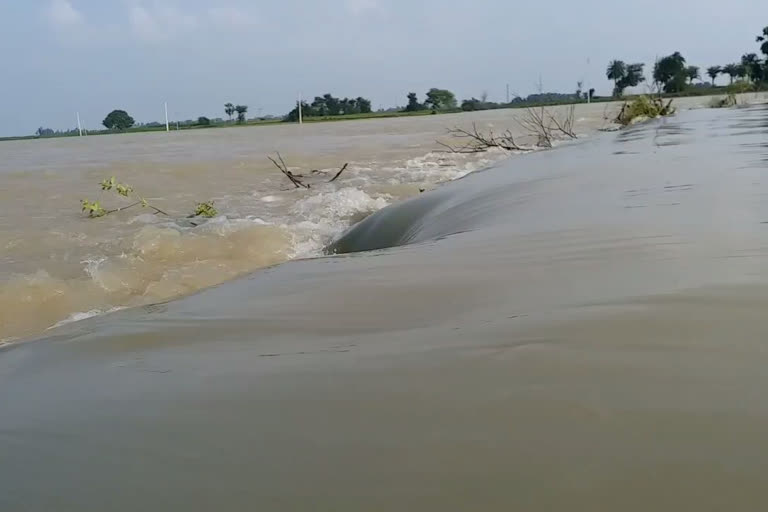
[
  {"xmin": 386, "ymin": 149, "xmax": 509, "ymax": 185},
  {"xmin": 287, "ymin": 186, "xmax": 391, "ymax": 257},
  {"xmin": 1, "ymin": 145, "xmax": 516, "ymax": 342}
]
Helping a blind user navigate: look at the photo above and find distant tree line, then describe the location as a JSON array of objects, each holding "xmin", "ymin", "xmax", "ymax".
[
  {"xmin": 35, "ymin": 126, "xmax": 80, "ymax": 138},
  {"xmin": 607, "ymin": 25, "xmax": 768, "ymax": 96},
  {"xmin": 285, "ymin": 94, "xmax": 372, "ymax": 121},
  {"xmin": 32, "ymin": 25, "xmax": 768, "ymax": 137}
]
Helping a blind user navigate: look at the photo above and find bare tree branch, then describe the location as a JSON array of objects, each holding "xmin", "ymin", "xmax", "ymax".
[
  {"xmin": 268, "ymin": 152, "xmax": 310, "ymax": 189},
  {"xmin": 518, "ymin": 104, "xmax": 577, "ymax": 148},
  {"xmin": 437, "ymin": 122, "xmax": 527, "ymax": 153},
  {"xmin": 328, "ymin": 163, "xmax": 349, "ymax": 183}
]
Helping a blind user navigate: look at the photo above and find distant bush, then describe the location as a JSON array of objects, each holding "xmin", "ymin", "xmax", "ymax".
[{"xmin": 197, "ymin": 116, "xmax": 211, "ymax": 126}]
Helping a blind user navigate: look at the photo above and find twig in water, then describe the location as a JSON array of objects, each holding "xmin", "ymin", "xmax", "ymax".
[
  {"xmin": 437, "ymin": 123, "xmax": 526, "ymax": 153},
  {"xmin": 517, "ymin": 104, "xmax": 578, "ymax": 147},
  {"xmin": 81, "ymin": 177, "xmax": 171, "ymax": 218},
  {"xmin": 328, "ymin": 163, "xmax": 349, "ymax": 183},
  {"xmin": 268, "ymin": 152, "xmax": 310, "ymax": 189}
]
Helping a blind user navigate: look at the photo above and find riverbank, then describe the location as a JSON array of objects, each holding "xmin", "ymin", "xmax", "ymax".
[{"xmin": 3, "ymin": 103, "xmax": 768, "ymax": 510}]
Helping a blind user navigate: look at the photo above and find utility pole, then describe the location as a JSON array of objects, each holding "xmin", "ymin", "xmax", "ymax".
[
  {"xmin": 164, "ymin": 102, "xmax": 170, "ymax": 132},
  {"xmin": 76, "ymin": 112, "xmax": 83, "ymax": 136},
  {"xmin": 506, "ymin": 84, "xmax": 510, "ymax": 103},
  {"xmin": 298, "ymin": 92, "xmax": 303, "ymax": 124}
]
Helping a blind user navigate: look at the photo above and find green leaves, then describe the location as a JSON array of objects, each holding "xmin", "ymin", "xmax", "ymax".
[
  {"xmin": 100, "ymin": 176, "xmax": 133, "ymax": 197},
  {"xmin": 83, "ymin": 176, "xmax": 209, "ymax": 220},
  {"xmin": 84, "ymin": 176, "xmax": 158, "ymax": 218},
  {"xmin": 81, "ymin": 199, "xmax": 106, "ymax": 218},
  {"xmin": 193, "ymin": 201, "xmax": 218, "ymax": 218},
  {"xmin": 102, "ymin": 110, "xmax": 135, "ymax": 131},
  {"xmin": 100, "ymin": 176, "xmax": 115, "ymax": 191}
]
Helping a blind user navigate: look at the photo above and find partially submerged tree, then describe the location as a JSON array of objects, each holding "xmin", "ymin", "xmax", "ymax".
[
  {"xmin": 102, "ymin": 110, "xmax": 135, "ymax": 131},
  {"xmin": 438, "ymin": 104, "xmax": 577, "ymax": 154},
  {"xmin": 653, "ymin": 52, "xmax": 687, "ymax": 93},
  {"xmin": 706, "ymin": 66, "xmax": 722, "ymax": 86},
  {"xmin": 424, "ymin": 88, "xmax": 457, "ymax": 110},
  {"xmin": 616, "ymin": 97, "xmax": 676, "ymax": 126}
]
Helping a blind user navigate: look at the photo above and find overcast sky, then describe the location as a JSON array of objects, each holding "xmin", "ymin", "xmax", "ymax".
[{"xmin": 0, "ymin": 0, "xmax": 766, "ymax": 136}]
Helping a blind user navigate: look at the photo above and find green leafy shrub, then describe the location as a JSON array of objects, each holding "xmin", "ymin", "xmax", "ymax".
[
  {"xmin": 192, "ymin": 201, "xmax": 218, "ymax": 218},
  {"xmin": 616, "ymin": 96, "xmax": 676, "ymax": 126}
]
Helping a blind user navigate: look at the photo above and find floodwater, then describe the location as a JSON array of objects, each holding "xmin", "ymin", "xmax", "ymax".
[
  {"xmin": 2, "ymin": 96, "xmax": 768, "ymax": 510},
  {"xmin": 0, "ymin": 96, "xmax": 734, "ymax": 342}
]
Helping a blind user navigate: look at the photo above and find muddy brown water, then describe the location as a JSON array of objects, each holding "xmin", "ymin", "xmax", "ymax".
[
  {"xmin": 0, "ymin": 96, "xmax": 745, "ymax": 343},
  {"xmin": 2, "ymin": 99, "xmax": 768, "ymax": 510}
]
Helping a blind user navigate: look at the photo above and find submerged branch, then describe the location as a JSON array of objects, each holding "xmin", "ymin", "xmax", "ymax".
[
  {"xmin": 328, "ymin": 163, "xmax": 349, "ymax": 183},
  {"xmin": 438, "ymin": 122, "xmax": 526, "ymax": 153},
  {"xmin": 268, "ymin": 152, "xmax": 310, "ymax": 189}
]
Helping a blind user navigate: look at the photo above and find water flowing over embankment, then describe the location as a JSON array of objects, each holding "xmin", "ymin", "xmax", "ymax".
[{"xmin": 3, "ymin": 105, "xmax": 768, "ymax": 510}]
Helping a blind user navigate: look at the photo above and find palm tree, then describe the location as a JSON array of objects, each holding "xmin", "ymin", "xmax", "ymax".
[
  {"xmin": 741, "ymin": 53, "xmax": 761, "ymax": 82},
  {"xmin": 224, "ymin": 103, "xmax": 235, "ymax": 123},
  {"xmin": 722, "ymin": 63, "xmax": 739, "ymax": 84},
  {"xmin": 736, "ymin": 63, "xmax": 748, "ymax": 81},
  {"xmin": 686, "ymin": 65, "xmax": 700, "ymax": 84},
  {"xmin": 606, "ymin": 60, "xmax": 626, "ymax": 97},
  {"xmin": 706, "ymin": 66, "xmax": 722, "ymax": 86}
]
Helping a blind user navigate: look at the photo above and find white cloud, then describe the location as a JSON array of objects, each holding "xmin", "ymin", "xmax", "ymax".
[
  {"xmin": 208, "ymin": 7, "xmax": 259, "ymax": 30},
  {"xmin": 345, "ymin": 0, "xmax": 379, "ymax": 15},
  {"xmin": 128, "ymin": 4, "xmax": 198, "ymax": 43},
  {"xmin": 45, "ymin": 0, "xmax": 84, "ymax": 27}
]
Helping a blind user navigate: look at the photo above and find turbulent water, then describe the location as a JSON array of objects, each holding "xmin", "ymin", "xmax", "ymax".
[
  {"xmin": 0, "ymin": 101, "xmax": 616, "ymax": 342},
  {"xmin": 2, "ymin": 96, "xmax": 750, "ymax": 343},
  {"xmin": 2, "ymin": 98, "xmax": 768, "ymax": 510}
]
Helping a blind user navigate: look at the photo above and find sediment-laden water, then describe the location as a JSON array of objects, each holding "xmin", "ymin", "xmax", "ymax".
[
  {"xmin": 2, "ymin": 99, "xmax": 768, "ymax": 510},
  {"xmin": 0, "ymin": 96, "xmax": 748, "ymax": 342},
  {"xmin": 0, "ymin": 103, "xmax": 591, "ymax": 342}
]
